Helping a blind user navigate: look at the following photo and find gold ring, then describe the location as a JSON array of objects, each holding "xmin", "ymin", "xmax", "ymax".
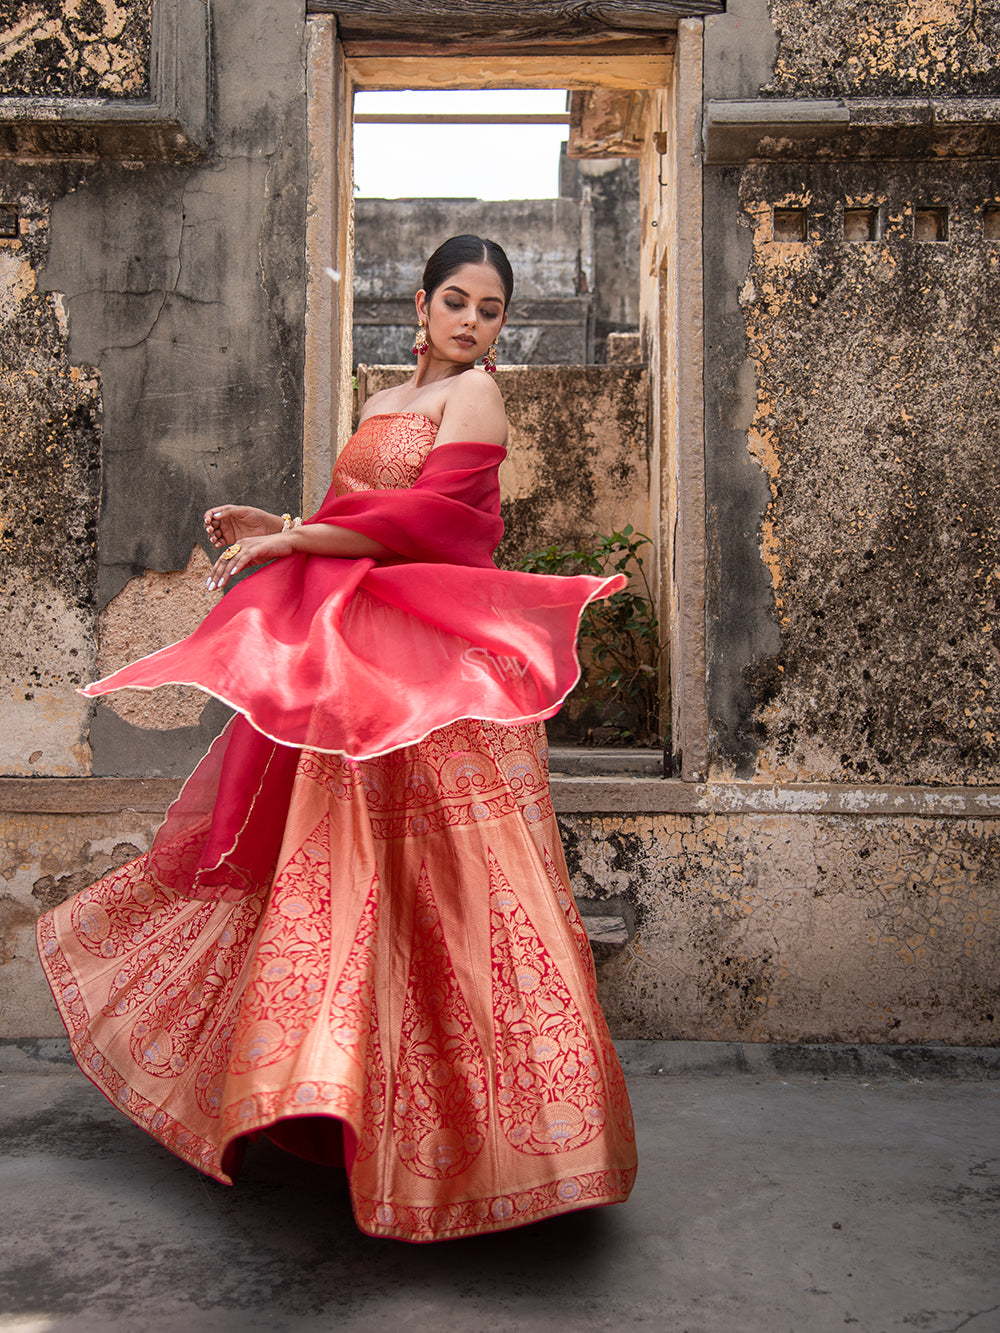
[{"xmin": 222, "ymin": 544, "xmax": 242, "ymax": 560}]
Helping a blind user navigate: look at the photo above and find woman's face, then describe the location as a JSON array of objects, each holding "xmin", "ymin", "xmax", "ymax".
[{"xmin": 416, "ymin": 262, "xmax": 508, "ymax": 368}]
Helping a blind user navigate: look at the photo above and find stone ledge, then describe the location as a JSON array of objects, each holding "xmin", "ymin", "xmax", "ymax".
[
  {"xmin": 4, "ymin": 775, "xmax": 1000, "ymax": 819},
  {"xmin": 0, "ymin": 777, "xmax": 182, "ymax": 814},
  {"xmin": 4, "ymin": 1036, "xmax": 998, "ymax": 1079},
  {"xmin": 614, "ymin": 1040, "xmax": 1000, "ymax": 1081},
  {"xmin": 704, "ymin": 96, "xmax": 1000, "ymax": 162},
  {"xmin": 552, "ymin": 778, "xmax": 1000, "ymax": 818}
]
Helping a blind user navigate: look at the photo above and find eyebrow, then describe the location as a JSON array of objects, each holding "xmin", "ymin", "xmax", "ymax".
[{"xmin": 443, "ymin": 284, "xmax": 503, "ymax": 305}]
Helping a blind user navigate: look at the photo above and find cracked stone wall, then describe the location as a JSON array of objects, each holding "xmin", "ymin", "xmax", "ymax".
[
  {"xmin": 1, "ymin": 0, "xmax": 309, "ymax": 779},
  {"xmin": 704, "ymin": 1, "xmax": 1000, "ymax": 781},
  {"xmin": 0, "ymin": 0, "xmax": 150, "ymax": 99}
]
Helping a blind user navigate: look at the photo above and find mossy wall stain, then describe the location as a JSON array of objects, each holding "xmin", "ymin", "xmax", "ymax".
[
  {"xmin": 0, "ymin": 168, "xmax": 101, "ymax": 775},
  {"xmin": 0, "ymin": 0, "xmax": 150, "ymax": 98},
  {"xmin": 558, "ymin": 810, "xmax": 999, "ymax": 1045},
  {"xmin": 736, "ymin": 162, "xmax": 1000, "ymax": 786},
  {"xmin": 0, "ymin": 0, "xmax": 309, "ymax": 778},
  {"xmin": 764, "ymin": 0, "xmax": 1000, "ymax": 99}
]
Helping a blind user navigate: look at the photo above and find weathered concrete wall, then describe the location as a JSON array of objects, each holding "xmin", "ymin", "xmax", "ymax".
[
  {"xmin": 0, "ymin": 0, "xmax": 151, "ymax": 98},
  {"xmin": 6, "ymin": 794, "xmax": 997, "ymax": 1046},
  {"xmin": 736, "ymin": 163, "xmax": 1000, "ymax": 787},
  {"xmin": 561, "ymin": 153, "xmax": 642, "ymax": 350},
  {"xmin": 354, "ymin": 197, "xmax": 593, "ymax": 366},
  {"xmin": 4, "ymin": 1, "xmax": 999, "ymax": 1053},
  {"xmin": 703, "ymin": 0, "xmax": 1000, "ymax": 783},
  {"xmin": 1, "ymin": 0, "xmax": 310, "ymax": 780},
  {"xmin": 0, "ymin": 802, "xmax": 162, "ymax": 1036},
  {"xmin": 561, "ymin": 806, "xmax": 1000, "ymax": 1045}
]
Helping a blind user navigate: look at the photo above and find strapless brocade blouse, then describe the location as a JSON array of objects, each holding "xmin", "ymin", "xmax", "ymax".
[{"xmin": 334, "ymin": 413, "xmax": 439, "ymax": 494}]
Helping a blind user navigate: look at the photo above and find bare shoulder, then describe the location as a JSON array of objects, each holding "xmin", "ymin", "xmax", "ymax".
[
  {"xmin": 436, "ymin": 369, "xmax": 507, "ymax": 447},
  {"xmin": 445, "ymin": 367, "xmax": 504, "ymax": 408}
]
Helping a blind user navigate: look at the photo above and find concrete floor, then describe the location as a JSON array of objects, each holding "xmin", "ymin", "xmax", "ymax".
[{"xmin": 0, "ymin": 1043, "xmax": 998, "ymax": 1333}]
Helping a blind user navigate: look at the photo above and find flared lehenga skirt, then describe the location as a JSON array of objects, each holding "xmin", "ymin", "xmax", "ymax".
[{"xmin": 37, "ymin": 717, "xmax": 637, "ymax": 1242}]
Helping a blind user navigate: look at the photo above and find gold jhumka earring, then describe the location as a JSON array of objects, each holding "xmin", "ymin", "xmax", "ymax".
[
  {"xmin": 412, "ymin": 323, "xmax": 428, "ymax": 356},
  {"xmin": 482, "ymin": 338, "xmax": 499, "ymax": 374}
]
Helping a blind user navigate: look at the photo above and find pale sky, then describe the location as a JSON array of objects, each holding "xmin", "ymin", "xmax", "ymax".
[{"xmin": 353, "ymin": 90, "xmax": 569, "ymax": 200}]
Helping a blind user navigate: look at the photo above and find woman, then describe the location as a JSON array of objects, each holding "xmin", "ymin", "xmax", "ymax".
[{"xmin": 37, "ymin": 235, "xmax": 637, "ymax": 1243}]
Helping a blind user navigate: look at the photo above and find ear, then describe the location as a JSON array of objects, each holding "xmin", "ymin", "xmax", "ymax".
[{"xmin": 415, "ymin": 289, "xmax": 428, "ymax": 323}]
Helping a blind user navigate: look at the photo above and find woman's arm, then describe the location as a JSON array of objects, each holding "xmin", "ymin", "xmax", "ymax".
[{"xmin": 206, "ymin": 523, "xmax": 394, "ymax": 591}]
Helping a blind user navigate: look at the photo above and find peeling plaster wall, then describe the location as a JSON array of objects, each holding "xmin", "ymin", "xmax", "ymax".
[
  {"xmin": 0, "ymin": 0, "xmax": 151, "ymax": 98},
  {"xmin": 560, "ymin": 810, "xmax": 999, "ymax": 1046},
  {"xmin": 0, "ymin": 167, "xmax": 101, "ymax": 776},
  {"xmin": 737, "ymin": 165, "xmax": 1000, "ymax": 786},
  {"xmin": 1, "ymin": 0, "xmax": 309, "ymax": 779},
  {"xmin": 0, "ymin": 806, "xmax": 161, "ymax": 1036}
]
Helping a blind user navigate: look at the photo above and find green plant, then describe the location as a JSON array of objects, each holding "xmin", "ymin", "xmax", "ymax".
[{"xmin": 513, "ymin": 526, "xmax": 663, "ymax": 745}]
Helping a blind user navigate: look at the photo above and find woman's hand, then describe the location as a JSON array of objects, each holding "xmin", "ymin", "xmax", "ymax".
[
  {"xmin": 203, "ymin": 505, "xmax": 284, "ymax": 549},
  {"xmin": 206, "ymin": 532, "xmax": 298, "ymax": 591}
]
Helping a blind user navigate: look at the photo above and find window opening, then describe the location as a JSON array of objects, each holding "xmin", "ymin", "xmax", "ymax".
[{"xmin": 351, "ymin": 86, "xmax": 651, "ymax": 749}]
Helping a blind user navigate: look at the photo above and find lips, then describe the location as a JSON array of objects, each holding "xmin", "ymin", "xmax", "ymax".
[{"xmin": 454, "ymin": 335, "xmax": 476, "ymax": 347}]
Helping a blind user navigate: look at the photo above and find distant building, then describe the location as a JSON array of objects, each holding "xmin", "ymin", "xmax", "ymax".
[{"xmin": 353, "ymin": 152, "xmax": 640, "ymax": 367}]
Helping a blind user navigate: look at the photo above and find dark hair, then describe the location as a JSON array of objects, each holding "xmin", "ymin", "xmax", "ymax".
[{"xmin": 421, "ymin": 234, "xmax": 514, "ymax": 310}]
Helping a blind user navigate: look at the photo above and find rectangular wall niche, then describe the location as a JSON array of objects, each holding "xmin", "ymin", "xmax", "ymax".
[
  {"xmin": 773, "ymin": 207, "xmax": 807, "ymax": 241},
  {"xmin": 0, "ymin": 204, "xmax": 17, "ymax": 238},
  {"xmin": 914, "ymin": 207, "xmax": 948, "ymax": 242},
  {"xmin": 843, "ymin": 207, "xmax": 880, "ymax": 242},
  {"xmin": 985, "ymin": 207, "xmax": 1000, "ymax": 240}
]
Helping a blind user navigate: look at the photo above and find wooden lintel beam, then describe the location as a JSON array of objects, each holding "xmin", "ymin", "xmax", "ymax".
[
  {"xmin": 308, "ymin": 0, "xmax": 724, "ymax": 41},
  {"xmin": 349, "ymin": 53, "xmax": 673, "ymax": 91},
  {"xmin": 343, "ymin": 36, "xmax": 676, "ymax": 59}
]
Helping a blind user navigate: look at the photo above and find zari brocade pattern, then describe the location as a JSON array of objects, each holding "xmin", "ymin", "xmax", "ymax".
[{"xmin": 37, "ymin": 413, "xmax": 637, "ymax": 1243}]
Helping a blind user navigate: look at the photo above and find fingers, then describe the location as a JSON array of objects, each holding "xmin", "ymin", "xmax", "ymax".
[
  {"xmin": 206, "ymin": 541, "xmax": 247, "ymax": 592},
  {"xmin": 203, "ymin": 506, "xmax": 231, "ymax": 548}
]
